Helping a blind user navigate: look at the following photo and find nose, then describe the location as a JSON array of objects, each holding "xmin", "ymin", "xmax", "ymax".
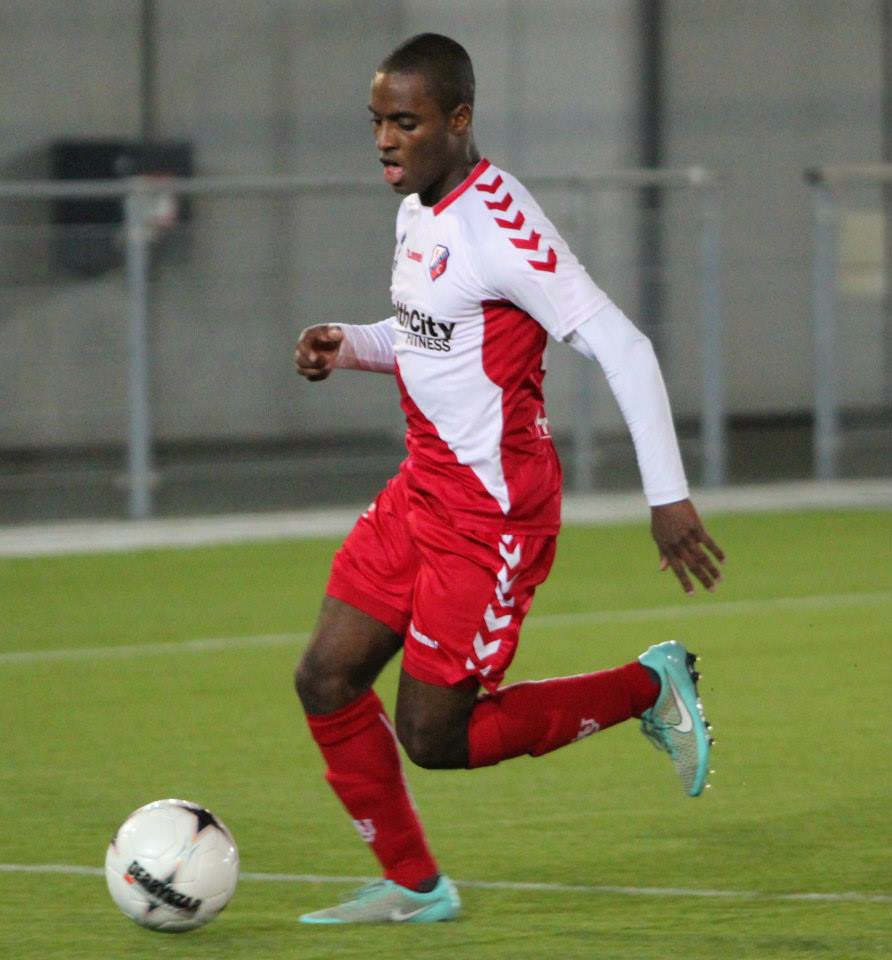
[{"xmin": 375, "ymin": 120, "xmax": 397, "ymax": 153}]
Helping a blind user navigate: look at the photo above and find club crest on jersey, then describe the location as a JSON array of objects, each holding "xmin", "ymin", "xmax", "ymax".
[{"xmin": 429, "ymin": 244, "xmax": 450, "ymax": 281}]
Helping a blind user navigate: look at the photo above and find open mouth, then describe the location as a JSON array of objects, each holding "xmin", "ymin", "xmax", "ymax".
[{"xmin": 380, "ymin": 159, "xmax": 405, "ymax": 186}]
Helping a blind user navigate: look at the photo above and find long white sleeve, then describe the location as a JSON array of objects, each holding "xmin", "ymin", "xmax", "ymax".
[
  {"xmin": 565, "ymin": 303, "xmax": 689, "ymax": 506},
  {"xmin": 334, "ymin": 320, "xmax": 397, "ymax": 374}
]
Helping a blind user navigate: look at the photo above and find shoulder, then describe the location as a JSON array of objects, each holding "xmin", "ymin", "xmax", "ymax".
[
  {"xmin": 460, "ymin": 162, "xmax": 564, "ymax": 278},
  {"xmin": 452, "ymin": 161, "xmax": 608, "ymax": 339}
]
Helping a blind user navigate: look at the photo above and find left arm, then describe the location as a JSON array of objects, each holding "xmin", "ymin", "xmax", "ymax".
[
  {"xmin": 564, "ymin": 303, "xmax": 686, "ymax": 506},
  {"xmin": 480, "ymin": 175, "xmax": 725, "ymax": 593},
  {"xmin": 565, "ymin": 305, "xmax": 725, "ymax": 594}
]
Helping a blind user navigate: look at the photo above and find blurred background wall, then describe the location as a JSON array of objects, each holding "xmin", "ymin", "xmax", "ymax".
[
  {"xmin": 0, "ymin": 0, "xmax": 888, "ymax": 520},
  {"xmin": 662, "ymin": 1, "xmax": 883, "ymax": 414}
]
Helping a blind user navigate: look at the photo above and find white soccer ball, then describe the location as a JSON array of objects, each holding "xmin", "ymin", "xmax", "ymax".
[{"xmin": 105, "ymin": 798, "xmax": 239, "ymax": 932}]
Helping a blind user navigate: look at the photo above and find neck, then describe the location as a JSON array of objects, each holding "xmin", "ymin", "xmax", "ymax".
[{"xmin": 420, "ymin": 145, "xmax": 481, "ymax": 207}]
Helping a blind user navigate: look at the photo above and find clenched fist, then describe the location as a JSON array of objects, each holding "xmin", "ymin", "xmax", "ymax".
[{"xmin": 295, "ymin": 324, "xmax": 344, "ymax": 381}]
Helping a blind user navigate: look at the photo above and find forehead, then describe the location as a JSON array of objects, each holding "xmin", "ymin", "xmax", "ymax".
[{"xmin": 369, "ymin": 70, "xmax": 442, "ymax": 115}]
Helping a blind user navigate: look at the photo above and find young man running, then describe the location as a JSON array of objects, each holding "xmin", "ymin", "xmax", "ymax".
[{"xmin": 293, "ymin": 33, "xmax": 725, "ymax": 924}]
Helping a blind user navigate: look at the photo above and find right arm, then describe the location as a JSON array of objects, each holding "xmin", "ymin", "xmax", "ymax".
[
  {"xmin": 294, "ymin": 320, "xmax": 396, "ymax": 381},
  {"xmin": 296, "ymin": 199, "xmax": 407, "ymax": 381}
]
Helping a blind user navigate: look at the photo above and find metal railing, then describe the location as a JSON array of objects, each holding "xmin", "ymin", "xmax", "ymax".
[
  {"xmin": 523, "ymin": 166, "xmax": 725, "ymax": 493},
  {"xmin": 0, "ymin": 168, "xmax": 724, "ymax": 519},
  {"xmin": 805, "ymin": 163, "xmax": 892, "ymax": 480}
]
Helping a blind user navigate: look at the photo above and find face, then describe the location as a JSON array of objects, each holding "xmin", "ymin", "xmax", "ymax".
[{"xmin": 368, "ymin": 70, "xmax": 472, "ymax": 206}]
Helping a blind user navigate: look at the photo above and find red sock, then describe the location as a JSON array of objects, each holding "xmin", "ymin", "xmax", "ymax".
[
  {"xmin": 305, "ymin": 689, "xmax": 438, "ymax": 890},
  {"xmin": 467, "ymin": 661, "xmax": 659, "ymax": 768}
]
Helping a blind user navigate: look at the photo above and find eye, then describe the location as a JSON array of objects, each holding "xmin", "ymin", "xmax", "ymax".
[{"xmin": 398, "ymin": 120, "xmax": 416, "ymax": 132}]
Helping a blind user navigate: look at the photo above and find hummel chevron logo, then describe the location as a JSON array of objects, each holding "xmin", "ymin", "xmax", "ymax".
[
  {"xmin": 465, "ymin": 656, "xmax": 493, "ymax": 678},
  {"xmin": 495, "ymin": 583, "xmax": 515, "ymax": 607},
  {"xmin": 484, "ymin": 192, "xmax": 513, "ymax": 212},
  {"xmin": 528, "ymin": 247, "xmax": 557, "ymax": 273},
  {"xmin": 352, "ymin": 818, "xmax": 376, "ymax": 843},
  {"xmin": 574, "ymin": 718, "xmax": 600, "ymax": 741},
  {"xmin": 511, "ymin": 229, "xmax": 541, "ymax": 251},
  {"xmin": 484, "ymin": 605, "xmax": 512, "ymax": 633},
  {"xmin": 497, "ymin": 567, "xmax": 517, "ymax": 593},
  {"xmin": 474, "ymin": 632, "xmax": 502, "ymax": 660},
  {"xmin": 475, "ymin": 173, "xmax": 503, "ymax": 194},
  {"xmin": 667, "ymin": 679, "xmax": 694, "ymax": 733},
  {"xmin": 495, "ymin": 210, "xmax": 524, "ymax": 230},
  {"xmin": 499, "ymin": 541, "xmax": 521, "ymax": 567},
  {"xmin": 535, "ymin": 411, "xmax": 551, "ymax": 438}
]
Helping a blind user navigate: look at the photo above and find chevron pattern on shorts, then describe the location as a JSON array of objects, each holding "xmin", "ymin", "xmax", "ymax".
[{"xmin": 465, "ymin": 534, "xmax": 523, "ymax": 678}]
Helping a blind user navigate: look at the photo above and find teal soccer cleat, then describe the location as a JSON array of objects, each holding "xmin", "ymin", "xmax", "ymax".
[
  {"xmin": 298, "ymin": 875, "xmax": 461, "ymax": 924},
  {"xmin": 638, "ymin": 640, "xmax": 714, "ymax": 797}
]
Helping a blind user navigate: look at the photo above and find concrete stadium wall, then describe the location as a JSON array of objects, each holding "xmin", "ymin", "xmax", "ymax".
[{"xmin": 661, "ymin": 0, "xmax": 884, "ymax": 415}]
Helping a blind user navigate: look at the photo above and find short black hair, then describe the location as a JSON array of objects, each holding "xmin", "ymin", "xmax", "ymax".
[{"xmin": 379, "ymin": 33, "xmax": 475, "ymax": 114}]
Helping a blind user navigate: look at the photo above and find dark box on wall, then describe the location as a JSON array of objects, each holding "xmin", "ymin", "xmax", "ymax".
[{"xmin": 51, "ymin": 139, "xmax": 193, "ymax": 274}]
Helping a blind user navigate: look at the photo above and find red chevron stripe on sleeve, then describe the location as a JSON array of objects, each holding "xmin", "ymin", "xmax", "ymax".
[
  {"xmin": 495, "ymin": 210, "xmax": 525, "ymax": 230},
  {"xmin": 510, "ymin": 230, "xmax": 541, "ymax": 251},
  {"xmin": 475, "ymin": 174, "xmax": 503, "ymax": 194},
  {"xmin": 527, "ymin": 247, "xmax": 558, "ymax": 273},
  {"xmin": 484, "ymin": 192, "xmax": 513, "ymax": 212}
]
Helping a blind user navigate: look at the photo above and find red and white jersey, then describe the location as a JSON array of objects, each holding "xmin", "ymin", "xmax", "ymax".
[{"xmin": 386, "ymin": 158, "xmax": 611, "ymax": 534}]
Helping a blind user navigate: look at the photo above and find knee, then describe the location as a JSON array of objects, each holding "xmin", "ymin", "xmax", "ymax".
[
  {"xmin": 396, "ymin": 715, "xmax": 465, "ymax": 770},
  {"xmin": 294, "ymin": 651, "xmax": 356, "ymax": 715},
  {"xmin": 293, "ymin": 656, "xmax": 317, "ymax": 708}
]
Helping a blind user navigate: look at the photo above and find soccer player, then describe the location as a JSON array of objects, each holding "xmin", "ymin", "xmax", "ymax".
[{"xmin": 293, "ymin": 33, "xmax": 725, "ymax": 924}]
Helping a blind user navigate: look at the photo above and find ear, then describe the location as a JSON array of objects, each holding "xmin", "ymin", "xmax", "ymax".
[{"xmin": 449, "ymin": 103, "xmax": 472, "ymax": 136}]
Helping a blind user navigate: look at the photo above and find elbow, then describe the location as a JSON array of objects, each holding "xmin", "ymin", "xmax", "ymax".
[{"xmin": 603, "ymin": 332, "xmax": 659, "ymax": 385}]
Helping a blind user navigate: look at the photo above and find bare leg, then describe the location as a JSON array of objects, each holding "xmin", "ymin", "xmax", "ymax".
[
  {"xmin": 395, "ymin": 669, "xmax": 480, "ymax": 769},
  {"xmin": 295, "ymin": 596, "xmax": 403, "ymax": 714}
]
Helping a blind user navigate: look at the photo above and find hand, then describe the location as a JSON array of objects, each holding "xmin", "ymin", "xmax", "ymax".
[
  {"xmin": 294, "ymin": 324, "xmax": 344, "ymax": 381},
  {"xmin": 650, "ymin": 498, "xmax": 725, "ymax": 595}
]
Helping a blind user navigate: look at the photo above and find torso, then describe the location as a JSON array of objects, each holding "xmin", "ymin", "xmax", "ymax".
[{"xmin": 389, "ymin": 159, "xmax": 605, "ymax": 534}]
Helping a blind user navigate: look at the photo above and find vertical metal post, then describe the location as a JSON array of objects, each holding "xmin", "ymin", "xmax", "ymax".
[
  {"xmin": 571, "ymin": 182, "xmax": 596, "ymax": 492},
  {"xmin": 698, "ymin": 180, "xmax": 726, "ymax": 486},
  {"xmin": 882, "ymin": 1, "xmax": 892, "ymax": 404},
  {"xmin": 124, "ymin": 183, "xmax": 154, "ymax": 519},
  {"xmin": 638, "ymin": 0, "xmax": 666, "ymax": 356},
  {"xmin": 506, "ymin": 2, "xmax": 526, "ymax": 173},
  {"xmin": 139, "ymin": 0, "xmax": 158, "ymax": 140},
  {"xmin": 811, "ymin": 179, "xmax": 840, "ymax": 480}
]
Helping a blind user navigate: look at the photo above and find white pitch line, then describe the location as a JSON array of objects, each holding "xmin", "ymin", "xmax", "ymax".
[
  {"xmin": 0, "ymin": 863, "xmax": 888, "ymax": 905},
  {"xmin": 524, "ymin": 589, "xmax": 892, "ymax": 631},
  {"xmin": 0, "ymin": 632, "xmax": 309, "ymax": 666},
  {"xmin": 3, "ymin": 590, "xmax": 892, "ymax": 666}
]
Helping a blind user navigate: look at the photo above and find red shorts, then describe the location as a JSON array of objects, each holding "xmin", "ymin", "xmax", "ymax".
[{"xmin": 327, "ymin": 473, "xmax": 556, "ymax": 692}]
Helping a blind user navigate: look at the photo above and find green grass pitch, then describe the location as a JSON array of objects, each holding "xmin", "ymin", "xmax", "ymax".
[{"xmin": 1, "ymin": 509, "xmax": 890, "ymax": 959}]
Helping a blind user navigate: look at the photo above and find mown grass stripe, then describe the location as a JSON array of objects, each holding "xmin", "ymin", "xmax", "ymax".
[{"xmin": 3, "ymin": 589, "xmax": 891, "ymax": 666}]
